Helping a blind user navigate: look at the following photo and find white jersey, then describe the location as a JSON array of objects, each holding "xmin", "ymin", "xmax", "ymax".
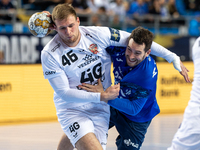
[
  {"xmin": 41, "ymin": 26, "xmax": 129, "ymax": 109},
  {"xmin": 168, "ymin": 37, "xmax": 200, "ymax": 150},
  {"xmin": 41, "ymin": 26, "xmax": 177, "ymax": 110},
  {"xmin": 190, "ymin": 36, "xmax": 200, "ymax": 105}
]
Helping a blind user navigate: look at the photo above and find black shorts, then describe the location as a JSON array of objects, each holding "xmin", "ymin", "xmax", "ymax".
[{"xmin": 109, "ymin": 106, "xmax": 151, "ymax": 150}]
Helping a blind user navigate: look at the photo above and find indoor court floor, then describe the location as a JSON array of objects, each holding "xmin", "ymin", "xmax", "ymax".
[{"xmin": 0, "ymin": 114, "xmax": 183, "ymax": 150}]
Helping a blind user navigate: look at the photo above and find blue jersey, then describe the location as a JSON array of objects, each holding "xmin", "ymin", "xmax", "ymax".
[{"xmin": 106, "ymin": 46, "xmax": 160, "ymax": 122}]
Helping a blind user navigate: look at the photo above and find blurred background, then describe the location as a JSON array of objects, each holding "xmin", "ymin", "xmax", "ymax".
[{"xmin": 0, "ymin": 0, "xmax": 198, "ymax": 149}]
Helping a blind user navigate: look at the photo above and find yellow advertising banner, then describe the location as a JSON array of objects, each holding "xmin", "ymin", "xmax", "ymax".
[
  {"xmin": 0, "ymin": 64, "xmax": 56, "ymax": 124},
  {"xmin": 0, "ymin": 62, "xmax": 194, "ymax": 124},
  {"xmin": 156, "ymin": 62, "xmax": 194, "ymax": 113}
]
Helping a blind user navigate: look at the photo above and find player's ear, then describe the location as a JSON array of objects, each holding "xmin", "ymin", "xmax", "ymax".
[
  {"xmin": 77, "ymin": 17, "xmax": 80, "ymax": 24},
  {"xmin": 52, "ymin": 24, "xmax": 57, "ymax": 30},
  {"xmin": 146, "ymin": 49, "xmax": 151, "ymax": 56},
  {"xmin": 49, "ymin": 23, "xmax": 56, "ymax": 30}
]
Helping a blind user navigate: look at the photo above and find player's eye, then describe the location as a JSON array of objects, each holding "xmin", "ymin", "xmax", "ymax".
[
  {"xmin": 127, "ymin": 47, "xmax": 132, "ymax": 51},
  {"xmin": 59, "ymin": 27, "xmax": 66, "ymax": 30},
  {"xmin": 135, "ymin": 52, "xmax": 141, "ymax": 55},
  {"xmin": 68, "ymin": 24, "xmax": 74, "ymax": 28}
]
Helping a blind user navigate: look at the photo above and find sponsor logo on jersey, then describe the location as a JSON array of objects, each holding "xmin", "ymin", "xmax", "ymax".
[
  {"xmin": 83, "ymin": 54, "xmax": 93, "ymax": 61},
  {"xmin": 78, "ymin": 54, "xmax": 100, "ymax": 68},
  {"xmin": 44, "ymin": 70, "xmax": 56, "ymax": 75},
  {"xmin": 109, "ymin": 28, "xmax": 120, "ymax": 42},
  {"xmin": 51, "ymin": 43, "xmax": 61, "ymax": 52},
  {"xmin": 88, "ymin": 43, "xmax": 98, "ymax": 54}
]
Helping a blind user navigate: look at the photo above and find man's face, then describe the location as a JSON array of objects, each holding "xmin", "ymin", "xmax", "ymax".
[
  {"xmin": 125, "ymin": 38, "xmax": 151, "ymax": 67},
  {"xmin": 54, "ymin": 15, "xmax": 80, "ymax": 47}
]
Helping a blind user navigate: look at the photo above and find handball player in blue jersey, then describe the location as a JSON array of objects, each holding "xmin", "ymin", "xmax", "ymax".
[
  {"xmin": 79, "ymin": 26, "xmax": 162, "ymax": 150},
  {"xmin": 106, "ymin": 26, "xmax": 158, "ymax": 150}
]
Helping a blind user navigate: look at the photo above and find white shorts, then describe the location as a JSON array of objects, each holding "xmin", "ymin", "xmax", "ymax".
[
  {"xmin": 57, "ymin": 102, "xmax": 110, "ymax": 149},
  {"xmin": 168, "ymin": 101, "xmax": 200, "ymax": 150}
]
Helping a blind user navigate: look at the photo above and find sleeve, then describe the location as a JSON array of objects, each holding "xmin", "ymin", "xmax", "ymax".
[
  {"xmin": 41, "ymin": 51, "xmax": 101, "ymax": 103},
  {"xmin": 108, "ymin": 79, "xmax": 152, "ymax": 116},
  {"xmin": 41, "ymin": 51, "xmax": 63, "ymax": 79},
  {"xmin": 150, "ymin": 41, "xmax": 177, "ymax": 63},
  {"xmin": 108, "ymin": 96, "xmax": 148, "ymax": 116},
  {"xmin": 93, "ymin": 27, "xmax": 130, "ymax": 48},
  {"xmin": 48, "ymin": 75, "xmax": 101, "ymax": 103}
]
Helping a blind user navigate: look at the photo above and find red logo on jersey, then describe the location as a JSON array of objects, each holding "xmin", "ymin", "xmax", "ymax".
[{"xmin": 89, "ymin": 44, "xmax": 98, "ymax": 54}]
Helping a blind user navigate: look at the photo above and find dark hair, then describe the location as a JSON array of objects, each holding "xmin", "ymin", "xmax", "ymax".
[
  {"xmin": 52, "ymin": 3, "xmax": 77, "ymax": 22},
  {"xmin": 128, "ymin": 26, "xmax": 154, "ymax": 52}
]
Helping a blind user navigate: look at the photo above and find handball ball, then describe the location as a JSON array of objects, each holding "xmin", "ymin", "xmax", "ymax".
[{"xmin": 28, "ymin": 12, "xmax": 53, "ymax": 38}]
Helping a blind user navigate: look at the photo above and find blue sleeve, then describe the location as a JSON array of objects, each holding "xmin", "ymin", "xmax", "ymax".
[{"xmin": 108, "ymin": 96, "xmax": 149, "ymax": 116}]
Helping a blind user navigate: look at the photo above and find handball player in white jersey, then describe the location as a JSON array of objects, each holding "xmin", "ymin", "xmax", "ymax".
[
  {"xmin": 41, "ymin": 3, "xmax": 190, "ymax": 150},
  {"xmin": 168, "ymin": 37, "xmax": 200, "ymax": 150}
]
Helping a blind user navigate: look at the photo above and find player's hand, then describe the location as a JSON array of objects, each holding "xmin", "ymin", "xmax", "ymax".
[
  {"xmin": 172, "ymin": 56, "xmax": 190, "ymax": 83},
  {"xmin": 78, "ymin": 79, "xmax": 120, "ymax": 103},
  {"xmin": 78, "ymin": 79, "xmax": 104, "ymax": 93},
  {"xmin": 100, "ymin": 83, "xmax": 120, "ymax": 103},
  {"xmin": 179, "ymin": 61, "xmax": 190, "ymax": 83},
  {"xmin": 42, "ymin": 11, "xmax": 56, "ymax": 30}
]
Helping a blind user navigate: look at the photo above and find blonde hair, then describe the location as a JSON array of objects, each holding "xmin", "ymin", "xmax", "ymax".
[{"xmin": 52, "ymin": 3, "xmax": 77, "ymax": 22}]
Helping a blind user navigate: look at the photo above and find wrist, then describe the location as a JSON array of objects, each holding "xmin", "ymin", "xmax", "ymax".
[
  {"xmin": 172, "ymin": 56, "xmax": 182, "ymax": 72},
  {"xmin": 100, "ymin": 92, "xmax": 108, "ymax": 103}
]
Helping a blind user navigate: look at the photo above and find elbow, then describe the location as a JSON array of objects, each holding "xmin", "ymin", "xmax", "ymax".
[{"xmin": 55, "ymin": 88, "xmax": 69, "ymax": 100}]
